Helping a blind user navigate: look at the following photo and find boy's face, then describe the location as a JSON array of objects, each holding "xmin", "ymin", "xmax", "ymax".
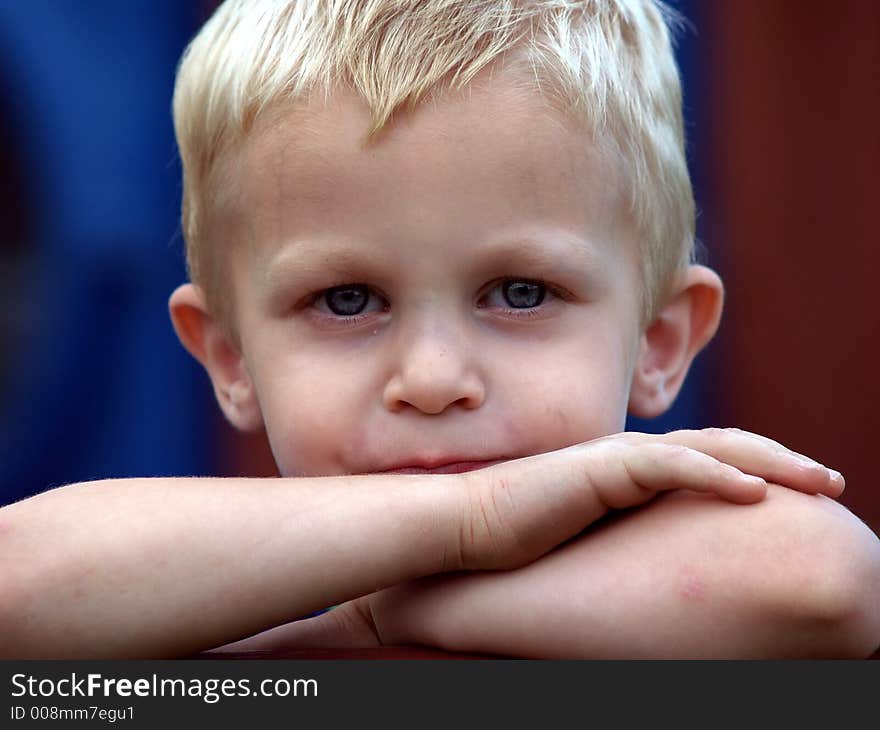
[{"xmin": 214, "ymin": 77, "xmax": 645, "ymax": 477}]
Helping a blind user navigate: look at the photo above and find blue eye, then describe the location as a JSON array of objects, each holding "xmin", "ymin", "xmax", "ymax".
[
  {"xmin": 480, "ymin": 279, "xmax": 554, "ymax": 315},
  {"xmin": 502, "ymin": 280, "xmax": 545, "ymax": 308},
  {"xmin": 323, "ymin": 285, "xmax": 370, "ymax": 315},
  {"xmin": 313, "ymin": 284, "xmax": 388, "ymax": 320}
]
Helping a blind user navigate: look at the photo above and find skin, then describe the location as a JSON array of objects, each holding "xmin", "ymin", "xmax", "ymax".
[
  {"xmin": 175, "ymin": 77, "xmax": 878, "ymax": 657},
  {"xmin": 1, "ymin": 75, "xmax": 877, "ymax": 659},
  {"xmin": 227, "ymin": 486, "xmax": 880, "ymax": 659},
  {"xmin": 196, "ymin": 75, "xmax": 731, "ymax": 478},
  {"xmin": 213, "ymin": 81, "xmax": 646, "ymax": 476}
]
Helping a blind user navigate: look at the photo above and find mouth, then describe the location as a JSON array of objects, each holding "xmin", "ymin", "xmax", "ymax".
[{"xmin": 377, "ymin": 459, "xmax": 507, "ymax": 475}]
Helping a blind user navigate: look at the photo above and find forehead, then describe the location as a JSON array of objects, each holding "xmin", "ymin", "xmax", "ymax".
[{"xmin": 213, "ymin": 74, "xmax": 633, "ymax": 274}]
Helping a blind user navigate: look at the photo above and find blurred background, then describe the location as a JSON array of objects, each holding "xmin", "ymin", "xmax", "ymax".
[{"xmin": 1, "ymin": 1, "xmax": 877, "ymax": 539}]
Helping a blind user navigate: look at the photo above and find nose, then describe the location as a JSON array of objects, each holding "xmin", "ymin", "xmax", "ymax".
[{"xmin": 382, "ymin": 322, "xmax": 486, "ymax": 415}]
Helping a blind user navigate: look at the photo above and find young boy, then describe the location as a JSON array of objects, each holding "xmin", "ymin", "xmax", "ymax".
[{"xmin": 2, "ymin": 0, "xmax": 879, "ymax": 659}]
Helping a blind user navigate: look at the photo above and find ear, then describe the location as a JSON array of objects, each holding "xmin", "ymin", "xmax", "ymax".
[
  {"xmin": 168, "ymin": 283, "xmax": 264, "ymax": 432},
  {"xmin": 628, "ymin": 265, "xmax": 724, "ymax": 419}
]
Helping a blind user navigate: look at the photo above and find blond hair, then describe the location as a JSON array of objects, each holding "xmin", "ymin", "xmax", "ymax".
[{"xmin": 173, "ymin": 0, "xmax": 693, "ymax": 324}]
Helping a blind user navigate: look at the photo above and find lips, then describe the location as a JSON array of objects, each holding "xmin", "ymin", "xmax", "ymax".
[{"xmin": 377, "ymin": 459, "xmax": 506, "ymax": 475}]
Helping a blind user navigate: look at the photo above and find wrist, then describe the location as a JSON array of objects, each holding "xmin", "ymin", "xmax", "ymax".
[
  {"xmin": 349, "ymin": 471, "xmax": 469, "ymax": 579},
  {"xmin": 395, "ymin": 472, "xmax": 469, "ymax": 576}
]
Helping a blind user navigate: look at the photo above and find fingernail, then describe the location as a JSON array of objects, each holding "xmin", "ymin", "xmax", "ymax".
[{"xmin": 828, "ymin": 469, "xmax": 844, "ymax": 484}]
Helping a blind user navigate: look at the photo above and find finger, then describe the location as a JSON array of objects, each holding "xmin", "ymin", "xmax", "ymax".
[
  {"xmin": 593, "ymin": 442, "xmax": 768, "ymax": 508},
  {"xmin": 657, "ymin": 428, "xmax": 844, "ymax": 498}
]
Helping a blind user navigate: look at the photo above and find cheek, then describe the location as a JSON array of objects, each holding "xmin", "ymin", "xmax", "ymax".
[
  {"xmin": 502, "ymin": 334, "xmax": 632, "ymax": 447},
  {"xmin": 524, "ymin": 378, "xmax": 628, "ymax": 447},
  {"xmin": 255, "ymin": 362, "xmax": 368, "ymax": 477}
]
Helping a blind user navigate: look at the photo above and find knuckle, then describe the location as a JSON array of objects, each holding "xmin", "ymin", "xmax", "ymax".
[
  {"xmin": 725, "ymin": 426, "xmax": 753, "ymax": 441},
  {"xmin": 661, "ymin": 429, "xmax": 697, "ymax": 446},
  {"xmin": 656, "ymin": 443, "xmax": 694, "ymax": 461}
]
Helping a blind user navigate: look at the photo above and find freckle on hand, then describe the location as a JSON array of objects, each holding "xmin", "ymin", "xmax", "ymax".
[{"xmin": 679, "ymin": 572, "xmax": 706, "ymax": 602}]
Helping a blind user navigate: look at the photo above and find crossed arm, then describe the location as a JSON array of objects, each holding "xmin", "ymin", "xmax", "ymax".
[
  {"xmin": 2, "ymin": 429, "xmax": 879, "ymax": 658},
  {"xmin": 213, "ymin": 432, "xmax": 880, "ymax": 659},
  {"xmin": 366, "ymin": 486, "xmax": 880, "ymax": 658},
  {"xmin": 213, "ymin": 485, "xmax": 880, "ymax": 659}
]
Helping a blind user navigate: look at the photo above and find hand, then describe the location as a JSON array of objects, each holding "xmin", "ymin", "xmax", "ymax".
[{"xmin": 454, "ymin": 428, "xmax": 844, "ymax": 571}]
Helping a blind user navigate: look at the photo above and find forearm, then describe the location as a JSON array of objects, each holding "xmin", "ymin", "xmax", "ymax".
[
  {"xmin": 369, "ymin": 486, "xmax": 880, "ymax": 658},
  {"xmin": 1, "ymin": 430, "xmax": 851, "ymax": 659},
  {"xmin": 0, "ymin": 475, "xmax": 457, "ymax": 658}
]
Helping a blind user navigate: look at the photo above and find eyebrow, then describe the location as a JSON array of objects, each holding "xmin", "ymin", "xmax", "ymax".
[
  {"xmin": 477, "ymin": 235, "xmax": 604, "ymax": 274},
  {"xmin": 260, "ymin": 232, "xmax": 604, "ymax": 291},
  {"xmin": 260, "ymin": 242, "xmax": 383, "ymax": 290}
]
